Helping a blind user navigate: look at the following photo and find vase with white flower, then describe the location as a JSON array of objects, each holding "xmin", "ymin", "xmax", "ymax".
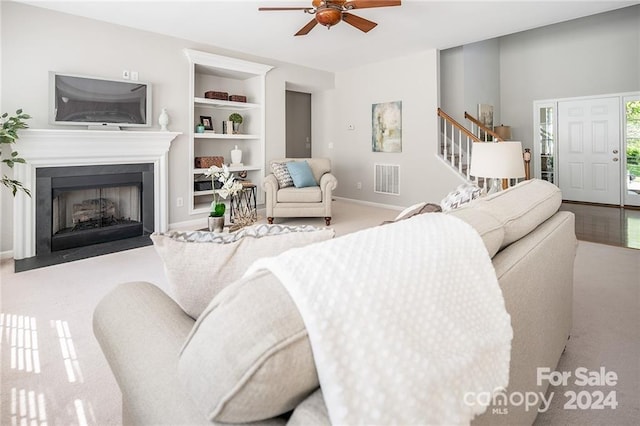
[{"xmin": 205, "ymin": 164, "xmax": 243, "ymax": 232}]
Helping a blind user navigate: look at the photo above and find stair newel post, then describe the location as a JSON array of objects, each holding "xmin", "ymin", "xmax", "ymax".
[
  {"xmin": 458, "ymin": 130, "xmax": 462, "ymax": 172},
  {"xmin": 443, "ymin": 115, "xmax": 448, "ymax": 159},
  {"xmin": 451, "ymin": 126, "xmax": 456, "ymax": 170},
  {"xmin": 466, "ymin": 136, "xmax": 477, "ymax": 179},
  {"xmin": 523, "ymin": 148, "xmax": 531, "ymax": 180}
]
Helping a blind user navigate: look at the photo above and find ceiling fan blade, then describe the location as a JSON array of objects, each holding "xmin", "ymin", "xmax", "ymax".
[
  {"xmin": 295, "ymin": 18, "xmax": 319, "ymax": 36},
  {"xmin": 258, "ymin": 7, "xmax": 314, "ymax": 11},
  {"xmin": 344, "ymin": 0, "xmax": 401, "ymax": 9},
  {"xmin": 342, "ymin": 12, "xmax": 377, "ymax": 32}
]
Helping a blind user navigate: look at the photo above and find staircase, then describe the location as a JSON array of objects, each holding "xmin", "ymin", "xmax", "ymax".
[{"xmin": 437, "ymin": 108, "xmax": 530, "ymax": 191}]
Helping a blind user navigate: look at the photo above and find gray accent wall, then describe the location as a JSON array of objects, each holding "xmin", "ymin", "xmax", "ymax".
[
  {"xmin": 441, "ymin": 5, "xmax": 640, "ymax": 150},
  {"xmin": 500, "ymin": 5, "xmax": 640, "ymax": 150},
  {"xmin": 440, "ymin": 39, "xmax": 501, "ymax": 125}
]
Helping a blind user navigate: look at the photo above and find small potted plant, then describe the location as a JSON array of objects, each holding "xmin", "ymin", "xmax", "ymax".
[
  {"xmin": 205, "ymin": 164, "xmax": 243, "ymax": 232},
  {"xmin": 229, "ymin": 113, "xmax": 243, "ymax": 134}
]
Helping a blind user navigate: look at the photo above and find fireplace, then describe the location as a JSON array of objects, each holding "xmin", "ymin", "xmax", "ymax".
[
  {"xmin": 12, "ymin": 129, "xmax": 180, "ymax": 272},
  {"xmin": 36, "ymin": 164, "xmax": 154, "ymax": 254},
  {"xmin": 52, "ymin": 185, "xmax": 142, "ymax": 250}
]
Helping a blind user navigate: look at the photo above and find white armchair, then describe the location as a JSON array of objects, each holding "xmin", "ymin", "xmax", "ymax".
[{"xmin": 263, "ymin": 158, "xmax": 337, "ymax": 226}]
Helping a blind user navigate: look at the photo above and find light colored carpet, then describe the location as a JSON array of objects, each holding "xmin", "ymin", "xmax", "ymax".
[
  {"xmin": 1, "ymin": 201, "xmax": 638, "ymax": 425},
  {"xmin": 533, "ymin": 241, "xmax": 640, "ymax": 425}
]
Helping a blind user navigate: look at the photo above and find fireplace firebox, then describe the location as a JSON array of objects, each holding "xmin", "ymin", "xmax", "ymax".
[{"xmin": 34, "ymin": 163, "xmax": 154, "ymax": 257}]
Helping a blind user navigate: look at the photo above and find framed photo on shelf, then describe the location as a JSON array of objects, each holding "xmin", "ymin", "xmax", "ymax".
[{"xmin": 200, "ymin": 115, "xmax": 213, "ymax": 131}]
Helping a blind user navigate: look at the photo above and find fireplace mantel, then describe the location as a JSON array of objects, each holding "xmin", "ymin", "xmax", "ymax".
[{"xmin": 13, "ymin": 129, "xmax": 180, "ymax": 260}]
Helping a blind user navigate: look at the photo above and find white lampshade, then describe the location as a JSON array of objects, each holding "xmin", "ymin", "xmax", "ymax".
[{"xmin": 470, "ymin": 141, "xmax": 525, "ymax": 179}]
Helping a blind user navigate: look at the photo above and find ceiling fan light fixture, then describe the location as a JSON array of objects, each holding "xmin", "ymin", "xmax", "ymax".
[
  {"xmin": 259, "ymin": 0, "xmax": 401, "ymax": 36},
  {"xmin": 315, "ymin": 7, "xmax": 342, "ymax": 27}
]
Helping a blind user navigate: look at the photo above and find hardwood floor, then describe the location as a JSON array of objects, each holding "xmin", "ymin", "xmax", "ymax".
[{"xmin": 560, "ymin": 202, "xmax": 640, "ymax": 250}]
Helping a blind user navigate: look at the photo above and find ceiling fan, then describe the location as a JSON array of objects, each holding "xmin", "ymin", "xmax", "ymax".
[{"xmin": 259, "ymin": 0, "xmax": 401, "ymax": 36}]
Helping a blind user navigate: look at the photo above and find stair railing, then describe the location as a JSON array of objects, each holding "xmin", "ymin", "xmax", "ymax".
[
  {"xmin": 438, "ymin": 108, "xmax": 531, "ymax": 190},
  {"xmin": 464, "ymin": 112, "xmax": 504, "ymax": 142},
  {"xmin": 437, "ymin": 108, "xmax": 480, "ymax": 182}
]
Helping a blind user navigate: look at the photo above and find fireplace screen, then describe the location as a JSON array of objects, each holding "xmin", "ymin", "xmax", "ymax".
[
  {"xmin": 52, "ymin": 185, "xmax": 141, "ymax": 235},
  {"xmin": 34, "ymin": 164, "xmax": 154, "ymax": 257}
]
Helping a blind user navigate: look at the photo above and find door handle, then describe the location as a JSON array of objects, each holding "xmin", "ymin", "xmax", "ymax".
[
  {"xmin": 613, "ymin": 149, "xmax": 619, "ymax": 154},
  {"xmin": 613, "ymin": 158, "xmax": 619, "ymax": 162}
]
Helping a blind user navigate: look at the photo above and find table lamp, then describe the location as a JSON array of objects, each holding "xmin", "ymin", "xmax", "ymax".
[{"xmin": 470, "ymin": 141, "xmax": 525, "ymax": 194}]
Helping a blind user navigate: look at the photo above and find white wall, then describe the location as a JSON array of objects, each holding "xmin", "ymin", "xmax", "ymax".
[
  {"xmin": 324, "ymin": 50, "xmax": 462, "ymax": 206},
  {"xmin": 0, "ymin": 1, "xmax": 333, "ymax": 253}
]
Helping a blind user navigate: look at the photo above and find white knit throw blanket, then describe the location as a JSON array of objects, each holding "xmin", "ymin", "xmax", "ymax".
[{"xmin": 247, "ymin": 213, "xmax": 513, "ymax": 425}]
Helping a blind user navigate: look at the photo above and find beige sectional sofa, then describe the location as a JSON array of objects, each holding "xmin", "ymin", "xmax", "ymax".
[{"xmin": 94, "ymin": 179, "xmax": 576, "ymax": 425}]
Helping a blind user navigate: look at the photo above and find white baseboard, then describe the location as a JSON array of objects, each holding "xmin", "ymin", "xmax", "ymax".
[
  {"xmin": 1, "ymin": 250, "xmax": 14, "ymax": 260},
  {"xmin": 168, "ymin": 217, "xmax": 207, "ymax": 231},
  {"xmin": 334, "ymin": 196, "xmax": 404, "ymax": 212}
]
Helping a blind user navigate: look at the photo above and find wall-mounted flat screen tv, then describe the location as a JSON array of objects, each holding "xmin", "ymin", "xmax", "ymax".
[{"xmin": 50, "ymin": 72, "xmax": 152, "ymax": 129}]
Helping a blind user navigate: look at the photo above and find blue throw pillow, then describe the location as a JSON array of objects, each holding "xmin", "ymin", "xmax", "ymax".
[{"xmin": 286, "ymin": 161, "xmax": 318, "ymax": 188}]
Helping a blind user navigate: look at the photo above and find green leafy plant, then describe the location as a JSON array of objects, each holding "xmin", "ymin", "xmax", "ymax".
[
  {"xmin": 205, "ymin": 165, "xmax": 243, "ymax": 217},
  {"xmin": 228, "ymin": 113, "xmax": 243, "ymax": 124},
  {"xmin": 628, "ymin": 146, "xmax": 640, "ymax": 164},
  {"xmin": 1, "ymin": 109, "xmax": 31, "ymax": 196},
  {"xmin": 626, "ymin": 100, "xmax": 640, "ymax": 120}
]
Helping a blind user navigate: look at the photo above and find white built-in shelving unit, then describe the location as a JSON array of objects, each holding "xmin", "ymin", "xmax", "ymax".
[{"xmin": 184, "ymin": 49, "xmax": 273, "ymax": 215}]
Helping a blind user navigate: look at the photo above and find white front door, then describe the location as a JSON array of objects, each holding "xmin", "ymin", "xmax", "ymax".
[{"xmin": 558, "ymin": 97, "xmax": 621, "ymax": 204}]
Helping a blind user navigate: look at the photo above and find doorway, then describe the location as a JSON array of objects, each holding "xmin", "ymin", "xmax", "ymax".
[
  {"xmin": 624, "ymin": 95, "xmax": 640, "ymax": 206},
  {"xmin": 285, "ymin": 90, "xmax": 312, "ymax": 158},
  {"xmin": 558, "ymin": 97, "xmax": 621, "ymax": 204}
]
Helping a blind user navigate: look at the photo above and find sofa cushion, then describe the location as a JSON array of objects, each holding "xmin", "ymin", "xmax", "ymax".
[
  {"xmin": 286, "ymin": 160, "xmax": 318, "ymax": 188},
  {"xmin": 472, "ymin": 179, "xmax": 562, "ymax": 249},
  {"xmin": 272, "ymin": 158, "xmax": 331, "ymax": 184},
  {"xmin": 151, "ymin": 224, "xmax": 334, "ymax": 319},
  {"xmin": 447, "ymin": 208, "xmax": 505, "ymax": 258},
  {"xmin": 440, "ymin": 183, "xmax": 482, "ymax": 212},
  {"xmin": 395, "ymin": 202, "xmax": 427, "ymax": 220},
  {"xmin": 178, "ymin": 269, "xmax": 318, "ymax": 423},
  {"xmin": 380, "ymin": 202, "xmax": 442, "ymax": 226},
  {"xmin": 271, "ymin": 162, "xmax": 293, "ymax": 188},
  {"xmin": 395, "ymin": 202, "xmax": 442, "ymax": 220},
  {"xmin": 277, "ymin": 186, "xmax": 322, "ymax": 203},
  {"xmin": 288, "ymin": 389, "xmax": 329, "ymax": 426}
]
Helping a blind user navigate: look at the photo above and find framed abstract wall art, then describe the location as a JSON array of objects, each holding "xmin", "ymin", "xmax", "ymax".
[{"xmin": 372, "ymin": 101, "xmax": 402, "ymax": 153}]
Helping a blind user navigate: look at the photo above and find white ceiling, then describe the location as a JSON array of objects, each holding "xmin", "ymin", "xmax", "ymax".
[{"xmin": 21, "ymin": 0, "xmax": 640, "ymax": 72}]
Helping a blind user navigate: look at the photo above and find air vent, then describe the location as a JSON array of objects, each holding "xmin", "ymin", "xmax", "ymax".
[{"xmin": 374, "ymin": 163, "xmax": 400, "ymax": 195}]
